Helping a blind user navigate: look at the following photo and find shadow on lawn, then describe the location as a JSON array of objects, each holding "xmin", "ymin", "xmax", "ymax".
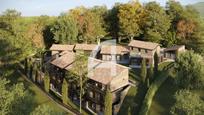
[
  {"xmin": 150, "ymin": 77, "xmax": 178, "ymax": 115},
  {"xmin": 133, "ymin": 84, "xmax": 147, "ymax": 114},
  {"xmin": 118, "ymin": 84, "xmax": 147, "ymax": 115}
]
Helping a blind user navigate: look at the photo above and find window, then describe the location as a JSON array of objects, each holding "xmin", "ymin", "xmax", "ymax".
[
  {"xmin": 89, "ymin": 91, "xmax": 93, "ymax": 98},
  {"xmin": 96, "ymin": 93, "xmax": 101, "ymax": 101},
  {"xmin": 138, "ymin": 48, "xmax": 141, "ymax": 52},
  {"xmin": 107, "ymin": 55, "xmax": 112, "ymax": 61},
  {"xmin": 101, "ymin": 84, "xmax": 105, "ymax": 90},
  {"xmin": 145, "ymin": 49, "xmax": 148, "ymax": 53},
  {"xmin": 96, "ymin": 104, "xmax": 101, "ymax": 111},
  {"xmin": 92, "ymin": 103, "xmax": 96, "ymax": 110},
  {"xmin": 102, "ymin": 55, "xmax": 106, "ymax": 60},
  {"xmin": 116, "ymin": 55, "xmax": 120, "ymax": 61}
]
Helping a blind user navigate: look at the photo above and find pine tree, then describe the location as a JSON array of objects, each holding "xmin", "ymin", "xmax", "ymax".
[
  {"xmin": 148, "ymin": 64, "xmax": 154, "ymax": 83},
  {"xmin": 140, "ymin": 59, "xmax": 147, "ymax": 84},
  {"xmin": 24, "ymin": 58, "xmax": 28, "ymax": 74},
  {"xmin": 154, "ymin": 52, "xmax": 159, "ymax": 73},
  {"xmin": 104, "ymin": 88, "xmax": 112, "ymax": 115},
  {"xmin": 62, "ymin": 79, "xmax": 69, "ymax": 104},
  {"xmin": 44, "ymin": 72, "xmax": 50, "ymax": 93},
  {"xmin": 69, "ymin": 55, "xmax": 88, "ymax": 113},
  {"xmin": 32, "ymin": 63, "xmax": 37, "ymax": 82},
  {"xmin": 128, "ymin": 106, "xmax": 131, "ymax": 115}
]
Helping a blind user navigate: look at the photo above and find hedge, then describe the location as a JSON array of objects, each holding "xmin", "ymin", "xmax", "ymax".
[{"xmin": 139, "ymin": 62, "xmax": 174, "ymax": 115}]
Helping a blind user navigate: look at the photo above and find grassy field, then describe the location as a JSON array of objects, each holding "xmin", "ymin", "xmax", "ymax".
[
  {"xmin": 149, "ymin": 62, "xmax": 204, "ymax": 115},
  {"xmin": 118, "ymin": 86, "xmax": 137, "ymax": 115},
  {"xmin": 149, "ymin": 77, "xmax": 177, "ymax": 115},
  {"xmin": 6, "ymin": 68, "xmax": 67, "ymax": 114},
  {"xmin": 118, "ymin": 68, "xmax": 146, "ymax": 115},
  {"xmin": 119, "ymin": 62, "xmax": 175, "ymax": 115}
]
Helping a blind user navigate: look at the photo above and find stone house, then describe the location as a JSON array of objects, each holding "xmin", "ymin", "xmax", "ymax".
[
  {"xmin": 128, "ymin": 40, "xmax": 160, "ymax": 68},
  {"xmin": 87, "ymin": 58, "xmax": 129, "ymax": 114},
  {"xmin": 100, "ymin": 45, "xmax": 129, "ymax": 64},
  {"xmin": 47, "ymin": 49, "xmax": 129, "ymax": 114},
  {"xmin": 50, "ymin": 44, "xmax": 75, "ymax": 55},
  {"xmin": 74, "ymin": 44, "xmax": 99, "ymax": 57},
  {"xmin": 163, "ymin": 45, "xmax": 185, "ymax": 61}
]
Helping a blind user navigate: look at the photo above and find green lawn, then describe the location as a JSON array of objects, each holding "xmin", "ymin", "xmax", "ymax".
[
  {"xmin": 117, "ymin": 86, "xmax": 137, "ymax": 115},
  {"xmin": 149, "ymin": 62, "xmax": 204, "ymax": 115},
  {"xmin": 118, "ymin": 84, "xmax": 147, "ymax": 115},
  {"xmin": 119, "ymin": 62, "xmax": 175, "ymax": 115},
  {"xmin": 129, "ymin": 68, "xmax": 141, "ymax": 81},
  {"xmin": 149, "ymin": 77, "xmax": 177, "ymax": 115},
  {"xmin": 6, "ymin": 68, "xmax": 68, "ymax": 114}
]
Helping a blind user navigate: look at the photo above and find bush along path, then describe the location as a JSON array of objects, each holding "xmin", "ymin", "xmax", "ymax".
[
  {"xmin": 139, "ymin": 62, "xmax": 174, "ymax": 115},
  {"xmin": 17, "ymin": 63, "xmax": 82, "ymax": 115}
]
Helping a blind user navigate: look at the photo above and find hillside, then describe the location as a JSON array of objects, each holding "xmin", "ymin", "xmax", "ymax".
[{"xmin": 191, "ymin": 2, "xmax": 204, "ymax": 17}]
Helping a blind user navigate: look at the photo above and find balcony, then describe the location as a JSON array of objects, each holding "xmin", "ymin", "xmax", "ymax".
[
  {"xmin": 87, "ymin": 83, "xmax": 105, "ymax": 94},
  {"xmin": 130, "ymin": 51, "xmax": 142, "ymax": 57},
  {"xmin": 130, "ymin": 51, "xmax": 153, "ymax": 59}
]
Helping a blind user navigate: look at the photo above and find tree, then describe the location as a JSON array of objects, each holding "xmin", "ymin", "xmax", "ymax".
[
  {"xmin": 90, "ymin": 5, "xmax": 108, "ymax": 30},
  {"xmin": 69, "ymin": 7, "xmax": 106, "ymax": 43},
  {"xmin": 0, "ymin": 9, "xmax": 21, "ymax": 32},
  {"xmin": 128, "ymin": 106, "xmax": 131, "ymax": 115},
  {"xmin": 147, "ymin": 64, "xmax": 154, "ymax": 85},
  {"xmin": 171, "ymin": 90, "xmax": 204, "ymax": 115},
  {"xmin": 162, "ymin": 31, "xmax": 178, "ymax": 47},
  {"xmin": 166, "ymin": 1, "xmax": 204, "ymax": 55},
  {"xmin": 118, "ymin": 1, "xmax": 145, "ymax": 40},
  {"xmin": 69, "ymin": 54, "xmax": 88, "ymax": 113},
  {"xmin": 0, "ymin": 78, "xmax": 34, "ymax": 115},
  {"xmin": 62, "ymin": 79, "xmax": 69, "ymax": 104},
  {"xmin": 32, "ymin": 63, "xmax": 38, "ymax": 82},
  {"xmin": 51, "ymin": 15, "xmax": 78, "ymax": 44},
  {"xmin": 143, "ymin": 2, "xmax": 171, "ymax": 44},
  {"xmin": 104, "ymin": 88, "xmax": 112, "ymax": 115},
  {"xmin": 140, "ymin": 59, "xmax": 147, "ymax": 84},
  {"xmin": 25, "ymin": 15, "xmax": 52, "ymax": 49},
  {"xmin": 44, "ymin": 72, "xmax": 50, "ymax": 92},
  {"xmin": 174, "ymin": 51, "xmax": 204, "ymax": 89},
  {"xmin": 105, "ymin": 3, "xmax": 120, "ymax": 39},
  {"xmin": 31, "ymin": 104, "xmax": 64, "ymax": 115},
  {"xmin": 166, "ymin": 0, "xmax": 185, "ymax": 30},
  {"xmin": 154, "ymin": 52, "xmax": 159, "ymax": 74},
  {"xmin": 24, "ymin": 58, "xmax": 28, "ymax": 74},
  {"xmin": 0, "ymin": 11, "xmax": 36, "ymax": 64}
]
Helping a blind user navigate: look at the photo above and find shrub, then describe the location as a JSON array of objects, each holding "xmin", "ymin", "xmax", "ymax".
[
  {"xmin": 44, "ymin": 72, "xmax": 50, "ymax": 93},
  {"xmin": 171, "ymin": 90, "xmax": 204, "ymax": 115},
  {"xmin": 175, "ymin": 51, "xmax": 204, "ymax": 89}
]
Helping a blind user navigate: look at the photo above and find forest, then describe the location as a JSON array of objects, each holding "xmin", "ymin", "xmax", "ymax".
[{"xmin": 0, "ymin": 0, "xmax": 204, "ymax": 115}]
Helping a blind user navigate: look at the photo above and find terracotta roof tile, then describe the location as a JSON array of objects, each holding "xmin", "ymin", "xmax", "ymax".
[
  {"xmin": 75, "ymin": 44, "xmax": 98, "ymax": 51},
  {"xmin": 164, "ymin": 45, "xmax": 185, "ymax": 52},
  {"xmin": 50, "ymin": 52, "xmax": 75, "ymax": 69},
  {"xmin": 88, "ymin": 58, "xmax": 128, "ymax": 84},
  {"xmin": 128, "ymin": 40, "xmax": 159, "ymax": 50},
  {"xmin": 100, "ymin": 45, "xmax": 129, "ymax": 54},
  {"xmin": 50, "ymin": 44, "xmax": 74, "ymax": 51}
]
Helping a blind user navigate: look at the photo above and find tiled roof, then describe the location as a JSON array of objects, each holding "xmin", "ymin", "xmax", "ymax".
[
  {"xmin": 50, "ymin": 44, "xmax": 74, "ymax": 51},
  {"xmin": 128, "ymin": 40, "xmax": 159, "ymax": 50},
  {"xmin": 50, "ymin": 52, "xmax": 75, "ymax": 69},
  {"xmin": 164, "ymin": 45, "xmax": 185, "ymax": 52},
  {"xmin": 75, "ymin": 44, "xmax": 98, "ymax": 51},
  {"xmin": 100, "ymin": 45, "xmax": 129, "ymax": 54},
  {"xmin": 88, "ymin": 58, "xmax": 128, "ymax": 84}
]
